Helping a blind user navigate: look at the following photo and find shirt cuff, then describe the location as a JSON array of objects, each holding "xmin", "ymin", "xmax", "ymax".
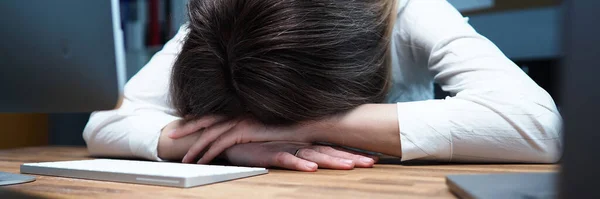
[
  {"xmin": 128, "ymin": 112, "xmax": 180, "ymax": 161},
  {"xmin": 396, "ymin": 101, "xmax": 453, "ymax": 161}
]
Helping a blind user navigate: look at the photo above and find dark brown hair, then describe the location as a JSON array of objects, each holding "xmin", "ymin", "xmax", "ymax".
[{"xmin": 171, "ymin": 0, "xmax": 395, "ymax": 125}]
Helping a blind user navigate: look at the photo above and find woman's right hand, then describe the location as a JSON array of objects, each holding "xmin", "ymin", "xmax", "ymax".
[
  {"xmin": 157, "ymin": 115, "xmax": 227, "ymax": 160},
  {"xmin": 158, "ymin": 115, "xmax": 309, "ymax": 162},
  {"xmin": 169, "ymin": 116, "xmax": 317, "ymax": 164},
  {"xmin": 157, "ymin": 116, "xmax": 377, "ymax": 171},
  {"xmin": 164, "ymin": 115, "xmax": 227, "ymax": 139}
]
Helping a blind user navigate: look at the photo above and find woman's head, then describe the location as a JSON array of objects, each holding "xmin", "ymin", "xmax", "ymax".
[{"xmin": 171, "ymin": 0, "xmax": 395, "ymax": 125}]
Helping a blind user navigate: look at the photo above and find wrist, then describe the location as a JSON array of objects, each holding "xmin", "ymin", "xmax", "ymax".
[
  {"xmin": 299, "ymin": 113, "xmax": 349, "ymax": 144},
  {"xmin": 157, "ymin": 120, "xmax": 179, "ymax": 160},
  {"xmin": 303, "ymin": 104, "xmax": 402, "ymax": 157},
  {"xmin": 158, "ymin": 119, "xmax": 204, "ymax": 161}
]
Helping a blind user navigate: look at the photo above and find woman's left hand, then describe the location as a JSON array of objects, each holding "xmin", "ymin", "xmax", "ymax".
[
  {"xmin": 170, "ymin": 117, "xmax": 318, "ymax": 164},
  {"xmin": 224, "ymin": 141, "xmax": 377, "ymax": 171}
]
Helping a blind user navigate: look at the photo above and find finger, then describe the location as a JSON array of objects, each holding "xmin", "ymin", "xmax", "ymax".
[
  {"xmin": 295, "ymin": 148, "xmax": 354, "ymax": 170},
  {"xmin": 335, "ymin": 149, "xmax": 380, "ymax": 163},
  {"xmin": 181, "ymin": 120, "xmax": 238, "ymax": 163},
  {"xmin": 169, "ymin": 115, "xmax": 227, "ymax": 139},
  {"xmin": 311, "ymin": 146, "xmax": 377, "ymax": 168},
  {"xmin": 197, "ymin": 119, "xmax": 292, "ymax": 164},
  {"xmin": 196, "ymin": 121, "xmax": 250, "ymax": 164},
  {"xmin": 270, "ymin": 152, "xmax": 318, "ymax": 172},
  {"xmin": 196, "ymin": 132, "xmax": 235, "ymax": 164}
]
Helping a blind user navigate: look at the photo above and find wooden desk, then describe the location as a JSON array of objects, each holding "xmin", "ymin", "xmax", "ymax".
[{"xmin": 0, "ymin": 147, "xmax": 557, "ymax": 199}]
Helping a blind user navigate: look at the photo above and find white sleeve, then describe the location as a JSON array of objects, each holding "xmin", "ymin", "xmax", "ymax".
[
  {"xmin": 83, "ymin": 26, "xmax": 188, "ymax": 161},
  {"xmin": 394, "ymin": 0, "xmax": 562, "ymax": 163}
]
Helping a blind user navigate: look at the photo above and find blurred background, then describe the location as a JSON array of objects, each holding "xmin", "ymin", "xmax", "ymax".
[{"xmin": 0, "ymin": 0, "xmax": 562, "ymax": 149}]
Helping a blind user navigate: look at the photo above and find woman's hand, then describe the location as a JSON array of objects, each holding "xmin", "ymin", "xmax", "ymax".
[
  {"xmin": 159, "ymin": 117, "xmax": 377, "ymax": 171},
  {"xmin": 223, "ymin": 142, "xmax": 377, "ymax": 172},
  {"xmin": 166, "ymin": 104, "xmax": 402, "ymax": 163},
  {"xmin": 158, "ymin": 115, "xmax": 228, "ymax": 160},
  {"xmin": 169, "ymin": 117, "xmax": 315, "ymax": 164}
]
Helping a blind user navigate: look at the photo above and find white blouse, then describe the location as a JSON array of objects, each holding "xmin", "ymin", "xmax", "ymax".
[{"xmin": 83, "ymin": 0, "xmax": 562, "ymax": 163}]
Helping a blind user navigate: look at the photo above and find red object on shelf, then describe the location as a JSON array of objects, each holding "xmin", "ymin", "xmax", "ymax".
[{"xmin": 148, "ymin": 0, "xmax": 161, "ymax": 46}]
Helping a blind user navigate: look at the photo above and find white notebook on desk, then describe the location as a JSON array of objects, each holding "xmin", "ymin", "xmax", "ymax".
[{"xmin": 20, "ymin": 159, "xmax": 268, "ymax": 188}]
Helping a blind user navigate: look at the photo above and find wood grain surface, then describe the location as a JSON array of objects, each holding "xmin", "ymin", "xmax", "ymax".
[{"xmin": 0, "ymin": 147, "xmax": 557, "ymax": 199}]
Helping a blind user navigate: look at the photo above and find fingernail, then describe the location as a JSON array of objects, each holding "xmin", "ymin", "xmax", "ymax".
[
  {"xmin": 305, "ymin": 162, "xmax": 317, "ymax": 170},
  {"xmin": 360, "ymin": 157, "xmax": 374, "ymax": 164},
  {"xmin": 168, "ymin": 129, "xmax": 177, "ymax": 137},
  {"xmin": 342, "ymin": 159, "xmax": 353, "ymax": 165}
]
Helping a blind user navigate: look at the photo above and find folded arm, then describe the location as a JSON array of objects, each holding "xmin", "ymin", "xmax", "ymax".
[
  {"xmin": 313, "ymin": 0, "xmax": 562, "ymax": 163},
  {"xmin": 83, "ymin": 26, "xmax": 187, "ymax": 161}
]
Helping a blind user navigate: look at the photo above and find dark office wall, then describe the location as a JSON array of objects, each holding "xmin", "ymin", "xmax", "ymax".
[
  {"xmin": 464, "ymin": 0, "xmax": 560, "ymax": 15},
  {"xmin": 47, "ymin": 0, "xmax": 187, "ymax": 146}
]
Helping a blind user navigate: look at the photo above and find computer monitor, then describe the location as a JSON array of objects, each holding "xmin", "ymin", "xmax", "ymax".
[
  {"xmin": 447, "ymin": 1, "xmax": 600, "ymax": 198},
  {"xmin": 560, "ymin": 0, "xmax": 600, "ymax": 198},
  {"xmin": 0, "ymin": 0, "xmax": 125, "ymax": 185},
  {"xmin": 0, "ymin": 0, "xmax": 126, "ymax": 112}
]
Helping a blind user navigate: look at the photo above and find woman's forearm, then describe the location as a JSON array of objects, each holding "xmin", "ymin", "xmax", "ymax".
[
  {"xmin": 311, "ymin": 104, "xmax": 402, "ymax": 157},
  {"xmin": 159, "ymin": 104, "xmax": 403, "ymax": 160}
]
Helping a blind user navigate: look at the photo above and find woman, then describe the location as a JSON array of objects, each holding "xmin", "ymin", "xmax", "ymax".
[{"xmin": 84, "ymin": 0, "xmax": 562, "ymax": 171}]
